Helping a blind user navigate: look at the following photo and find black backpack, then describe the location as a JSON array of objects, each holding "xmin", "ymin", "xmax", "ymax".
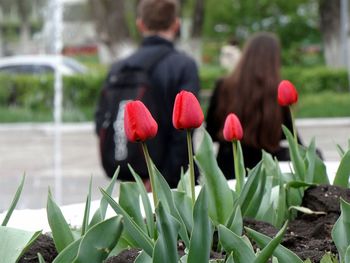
[{"xmin": 96, "ymin": 47, "xmax": 172, "ymax": 180}]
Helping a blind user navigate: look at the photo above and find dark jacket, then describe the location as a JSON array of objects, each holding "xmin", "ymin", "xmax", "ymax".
[
  {"xmin": 95, "ymin": 36, "xmax": 200, "ymax": 188},
  {"xmin": 206, "ymin": 80, "xmax": 303, "ymax": 180}
]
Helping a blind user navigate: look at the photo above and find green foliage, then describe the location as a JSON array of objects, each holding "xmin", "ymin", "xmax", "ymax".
[
  {"xmin": 0, "ymin": 227, "xmax": 41, "ymax": 263},
  {"xmin": 332, "ymin": 198, "xmax": 350, "ymax": 263},
  {"xmin": 2, "ymin": 175, "xmax": 25, "ymax": 226}
]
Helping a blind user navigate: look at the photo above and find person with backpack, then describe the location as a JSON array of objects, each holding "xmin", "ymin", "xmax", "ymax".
[{"xmin": 95, "ymin": 0, "xmax": 200, "ymax": 189}]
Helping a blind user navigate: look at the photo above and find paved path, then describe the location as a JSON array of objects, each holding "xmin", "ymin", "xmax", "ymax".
[{"xmin": 0, "ymin": 118, "xmax": 349, "ymax": 211}]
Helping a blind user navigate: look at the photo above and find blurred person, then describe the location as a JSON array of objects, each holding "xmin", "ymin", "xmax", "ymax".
[
  {"xmin": 219, "ymin": 37, "xmax": 241, "ymax": 72},
  {"xmin": 95, "ymin": 0, "xmax": 200, "ymax": 189},
  {"xmin": 206, "ymin": 32, "xmax": 306, "ymax": 179}
]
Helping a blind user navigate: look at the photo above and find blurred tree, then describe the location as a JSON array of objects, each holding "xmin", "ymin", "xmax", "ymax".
[
  {"xmin": 319, "ymin": 0, "xmax": 342, "ymax": 67},
  {"xmin": 88, "ymin": 0, "xmax": 132, "ymax": 63},
  {"xmin": 16, "ymin": 0, "xmax": 31, "ymax": 53}
]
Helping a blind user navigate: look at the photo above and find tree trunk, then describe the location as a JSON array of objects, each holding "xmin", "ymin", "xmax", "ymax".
[
  {"xmin": 17, "ymin": 0, "xmax": 31, "ymax": 54},
  {"xmin": 319, "ymin": 0, "xmax": 343, "ymax": 68},
  {"xmin": 191, "ymin": 0, "xmax": 205, "ymax": 38},
  {"xmin": 88, "ymin": 0, "xmax": 131, "ymax": 64}
]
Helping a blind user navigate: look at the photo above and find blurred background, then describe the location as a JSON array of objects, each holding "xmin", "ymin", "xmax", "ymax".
[{"xmin": 0, "ymin": 0, "xmax": 349, "ymax": 210}]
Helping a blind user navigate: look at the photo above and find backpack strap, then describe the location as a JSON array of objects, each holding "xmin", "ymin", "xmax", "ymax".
[{"xmin": 142, "ymin": 46, "xmax": 173, "ymax": 73}]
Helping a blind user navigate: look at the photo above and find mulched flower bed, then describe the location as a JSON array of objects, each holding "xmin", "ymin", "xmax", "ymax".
[{"xmin": 21, "ymin": 185, "xmax": 350, "ymax": 263}]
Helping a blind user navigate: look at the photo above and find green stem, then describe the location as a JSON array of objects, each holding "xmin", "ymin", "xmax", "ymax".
[
  {"xmin": 290, "ymin": 106, "xmax": 297, "ymax": 144},
  {"xmin": 141, "ymin": 142, "xmax": 158, "ymax": 206},
  {"xmin": 232, "ymin": 141, "xmax": 241, "ymax": 193},
  {"xmin": 186, "ymin": 129, "xmax": 196, "ymax": 204}
]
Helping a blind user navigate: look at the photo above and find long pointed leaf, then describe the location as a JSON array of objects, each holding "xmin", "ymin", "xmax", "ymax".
[
  {"xmin": 332, "ymin": 198, "xmax": 350, "ymax": 262},
  {"xmin": 129, "ymin": 165, "xmax": 155, "ymax": 239},
  {"xmin": 195, "ymin": 130, "xmax": 234, "ymax": 225},
  {"xmin": 100, "ymin": 188, "xmax": 154, "ymax": 256},
  {"xmin": 153, "ymin": 202, "xmax": 180, "ymax": 263},
  {"xmin": 333, "ymin": 150, "xmax": 350, "ymax": 187},
  {"xmin": 52, "ymin": 238, "xmax": 82, "ymax": 263},
  {"xmin": 81, "ymin": 176, "xmax": 92, "ymax": 236},
  {"xmin": 2, "ymin": 175, "xmax": 25, "ymax": 226},
  {"xmin": 254, "ymin": 221, "xmax": 289, "ymax": 263},
  {"xmin": 218, "ymin": 225, "xmax": 256, "ymax": 262},
  {"xmin": 188, "ymin": 187, "xmax": 212, "ymax": 263},
  {"xmin": 73, "ymin": 216, "xmax": 123, "ymax": 263},
  {"xmin": 38, "ymin": 253, "xmax": 46, "ymax": 263},
  {"xmin": 0, "ymin": 226, "xmax": 41, "ymax": 263},
  {"xmin": 245, "ymin": 226, "xmax": 303, "ymax": 263},
  {"xmin": 153, "ymin": 167, "xmax": 190, "ymax": 247},
  {"xmin": 282, "ymin": 125, "xmax": 305, "ymax": 181},
  {"xmin": 89, "ymin": 167, "xmax": 119, "ymax": 228},
  {"xmin": 119, "ymin": 182, "xmax": 147, "ymax": 233},
  {"xmin": 47, "ymin": 191, "xmax": 74, "ymax": 252},
  {"xmin": 135, "ymin": 250, "xmax": 152, "ymax": 263}
]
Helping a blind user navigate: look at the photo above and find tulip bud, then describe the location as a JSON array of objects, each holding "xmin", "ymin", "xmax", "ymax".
[
  {"xmin": 172, "ymin": 90, "xmax": 204, "ymax": 130},
  {"xmin": 223, "ymin": 113, "xmax": 243, "ymax": 141},
  {"xmin": 278, "ymin": 80, "xmax": 298, "ymax": 106},
  {"xmin": 124, "ymin": 100, "xmax": 158, "ymax": 142}
]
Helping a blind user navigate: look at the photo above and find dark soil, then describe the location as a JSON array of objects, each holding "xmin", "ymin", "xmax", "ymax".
[
  {"xmin": 245, "ymin": 184, "xmax": 350, "ymax": 262},
  {"xmin": 21, "ymin": 185, "xmax": 350, "ymax": 263},
  {"xmin": 19, "ymin": 234, "xmax": 57, "ymax": 263}
]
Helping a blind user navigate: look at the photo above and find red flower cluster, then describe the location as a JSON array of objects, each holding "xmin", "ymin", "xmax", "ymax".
[
  {"xmin": 223, "ymin": 113, "xmax": 243, "ymax": 142},
  {"xmin": 278, "ymin": 80, "xmax": 298, "ymax": 106},
  {"xmin": 124, "ymin": 91, "xmax": 204, "ymax": 142},
  {"xmin": 172, "ymin": 91, "xmax": 204, "ymax": 130},
  {"xmin": 124, "ymin": 100, "xmax": 158, "ymax": 142}
]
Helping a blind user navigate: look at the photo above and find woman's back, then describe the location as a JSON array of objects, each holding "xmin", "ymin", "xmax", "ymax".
[{"xmin": 206, "ymin": 32, "xmax": 294, "ymax": 179}]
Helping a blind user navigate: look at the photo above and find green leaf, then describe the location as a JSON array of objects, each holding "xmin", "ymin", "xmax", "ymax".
[
  {"xmin": 345, "ymin": 246, "xmax": 350, "ymax": 263},
  {"xmin": 226, "ymin": 253, "xmax": 235, "ymax": 263},
  {"xmin": 100, "ymin": 188, "xmax": 154, "ymax": 257},
  {"xmin": 228, "ymin": 206, "xmax": 243, "ymax": 236},
  {"xmin": 253, "ymin": 221, "xmax": 288, "ymax": 263},
  {"xmin": 336, "ymin": 144, "xmax": 346, "ymax": 158},
  {"xmin": 129, "ymin": 165, "xmax": 156, "ymax": 239},
  {"xmin": 177, "ymin": 168, "xmax": 192, "ymax": 199},
  {"xmin": 0, "ymin": 226, "xmax": 41, "ymax": 263},
  {"xmin": 282, "ymin": 125, "xmax": 305, "ymax": 181},
  {"xmin": 333, "ymin": 150, "xmax": 350, "ymax": 187},
  {"xmin": 245, "ymin": 226, "xmax": 303, "ymax": 263},
  {"xmin": 332, "ymin": 198, "xmax": 350, "ymax": 262},
  {"xmin": 320, "ymin": 252, "xmax": 339, "ymax": 263},
  {"xmin": 47, "ymin": 190, "xmax": 75, "ymax": 252},
  {"xmin": 305, "ymin": 138, "xmax": 316, "ymax": 183},
  {"xmin": 195, "ymin": 130, "xmax": 234, "ymax": 225},
  {"xmin": 89, "ymin": 167, "xmax": 119, "ymax": 228},
  {"xmin": 38, "ymin": 253, "xmax": 46, "ymax": 263},
  {"xmin": 119, "ymin": 182, "xmax": 147, "ymax": 233},
  {"xmin": 72, "ymin": 216, "xmax": 123, "ymax": 263},
  {"xmin": 2, "ymin": 175, "xmax": 25, "ymax": 226},
  {"xmin": 52, "ymin": 238, "xmax": 82, "ymax": 263},
  {"xmin": 218, "ymin": 225, "xmax": 256, "ymax": 262},
  {"xmin": 238, "ymin": 161, "xmax": 266, "ymax": 218},
  {"xmin": 81, "ymin": 176, "xmax": 92, "ymax": 236},
  {"xmin": 153, "ymin": 202, "xmax": 180, "ymax": 263},
  {"xmin": 188, "ymin": 187, "xmax": 212, "ymax": 263},
  {"xmin": 153, "ymin": 167, "xmax": 190, "ymax": 247},
  {"xmin": 135, "ymin": 250, "xmax": 152, "ymax": 263},
  {"xmin": 173, "ymin": 191, "xmax": 194, "ymax": 234}
]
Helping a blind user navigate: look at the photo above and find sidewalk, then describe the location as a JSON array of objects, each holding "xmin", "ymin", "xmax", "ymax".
[{"xmin": 0, "ymin": 118, "xmax": 349, "ymax": 211}]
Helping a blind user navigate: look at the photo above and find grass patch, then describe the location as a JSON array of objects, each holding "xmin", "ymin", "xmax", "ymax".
[
  {"xmin": 0, "ymin": 92, "xmax": 349, "ymax": 123},
  {"xmin": 296, "ymin": 92, "xmax": 350, "ymax": 118},
  {"xmin": 0, "ymin": 106, "xmax": 94, "ymax": 123}
]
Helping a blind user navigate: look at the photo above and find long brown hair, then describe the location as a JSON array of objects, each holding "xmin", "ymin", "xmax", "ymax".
[{"xmin": 215, "ymin": 32, "xmax": 282, "ymax": 151}]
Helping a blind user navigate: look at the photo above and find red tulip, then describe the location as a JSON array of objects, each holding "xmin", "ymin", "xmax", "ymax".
[
  {"xmin": 223, "ymin": 113, "xmax": 243, "ymax": 141},
  {"xmin": 172, "ymin": 91, "xmax": 204, "ymax": 129},
  {"xmin": 124, "ymin": 100, "xmax": 158, "ymax": 142},
  {"xmin": 278, "ymin": 80, "xmax": 298, "ymax": 106}
]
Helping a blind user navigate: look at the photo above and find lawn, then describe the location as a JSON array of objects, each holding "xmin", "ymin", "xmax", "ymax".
[{"xmin": 0, "ymin": 91, "xmax": 349, "ymax": 123}]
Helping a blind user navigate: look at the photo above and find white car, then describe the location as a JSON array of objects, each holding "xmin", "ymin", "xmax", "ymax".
[{"xmin": 0, "ymin": 55, "xmax": 88, "ymax": 76}]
